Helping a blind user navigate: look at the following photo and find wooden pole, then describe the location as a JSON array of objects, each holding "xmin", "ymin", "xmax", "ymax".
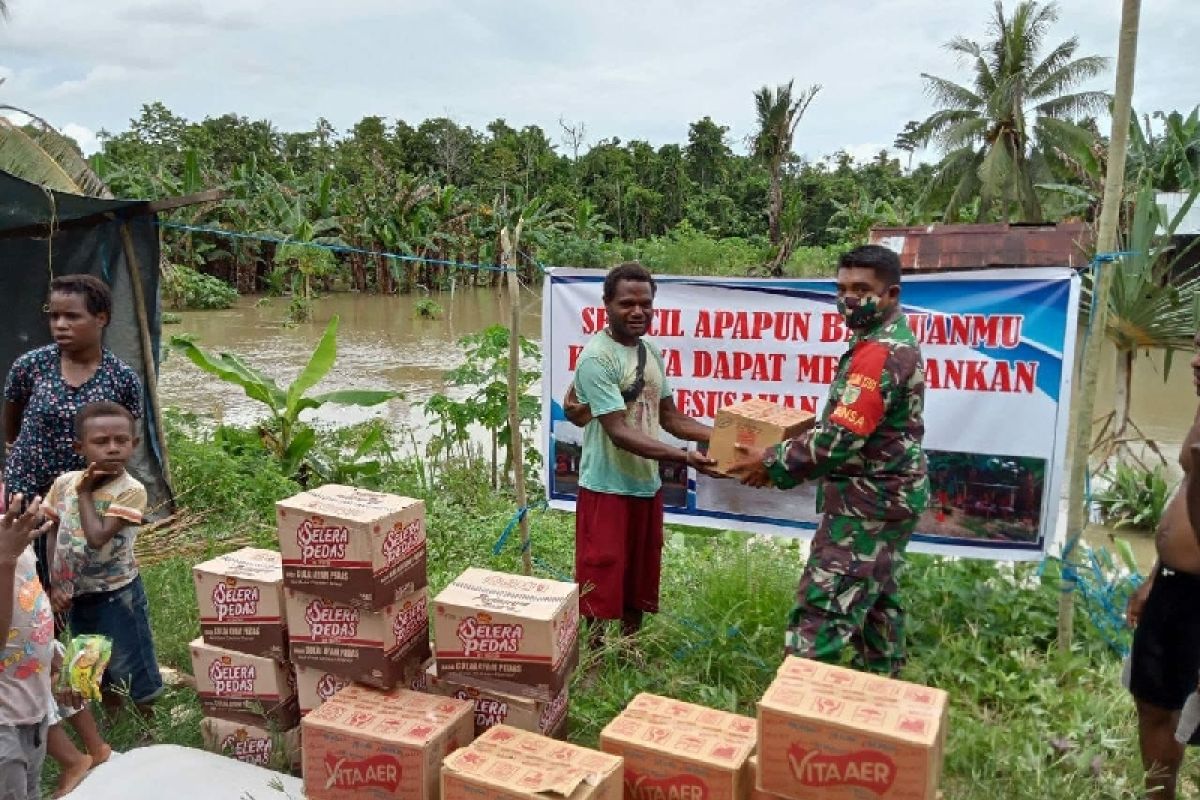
[
  {"xmin": 1058, "ymin": 0, "xmax": 1141, "ymax": 651},
  {"xmin": 502, "ymin": 219, "xmax": 531, "ymax": 575},
  {"xmin": 119, "ymin": 221, "xmax": 176, "ymax": 508}
]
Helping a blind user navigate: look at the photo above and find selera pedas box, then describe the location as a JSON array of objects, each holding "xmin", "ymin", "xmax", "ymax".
[{"xmin": 277, "ymin": 484, "xmax": 427, "ymax": 609}]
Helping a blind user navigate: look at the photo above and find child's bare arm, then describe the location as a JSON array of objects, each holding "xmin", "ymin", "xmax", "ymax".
[{"xmin": 76, "ymin": 466, "xmax": 130, "ymax": 549}]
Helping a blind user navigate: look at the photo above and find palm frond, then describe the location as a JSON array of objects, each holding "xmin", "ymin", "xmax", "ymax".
[
  {"xmin": 1028, "ymin": 57, "xmax": 1110, "ymax": 103},
  {"xmin": 0, "ymin": 106, "xmax": 112, "ymax": 197},
  {"xmin": 937, "ymin": 117, "xmax": 988, "ymax": 152},
  {"xmin": 921, "ymin": 74, "xmax": 983, "ymax": 111},
  {"xmin": 1034, "ymin": 90, "xmax": 1113, "ymax": 119},
  {"xmin": 1026, "ymin": 38, "xmax": 1082, "ymax": 85}
]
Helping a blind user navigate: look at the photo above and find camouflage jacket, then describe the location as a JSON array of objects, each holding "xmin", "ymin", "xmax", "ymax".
[{"xmin": 765, "ymin": 312, "xmax": 929, "ymax": 520}]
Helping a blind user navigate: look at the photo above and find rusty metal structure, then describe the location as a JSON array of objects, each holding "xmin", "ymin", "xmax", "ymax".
[{"xmin": 869, "ymin": 222, "xmax": 1094, "ymax": 272}]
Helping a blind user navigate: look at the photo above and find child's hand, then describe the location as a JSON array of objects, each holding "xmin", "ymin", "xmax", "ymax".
[
  {"xmin": 51, "ymin": 587, "xmax": 73, "ymax": 614},
  {"xmin": 77, "ymin": 464, "xmax": 119, "ymax": 494},
  {"xmin": 53, "ymin": 683, "xmax": 86, "ymax": 711},
  {"xmin": 0, "ymin": 495, "xmax": 52, "ymax": 564}
]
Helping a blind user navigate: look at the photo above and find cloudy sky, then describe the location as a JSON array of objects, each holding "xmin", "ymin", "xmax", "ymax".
[{"xmin": 0, "ymin": 0, "xmax": 1194, "ymax": 161}]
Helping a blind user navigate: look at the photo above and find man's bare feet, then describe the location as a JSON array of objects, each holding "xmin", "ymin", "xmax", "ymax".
[
  {"xmin": 88, "ymin": 742, "xmax": 113, "ymax": 767},
  {"xmin": 52, "ymin": 752, "xmax": 93, "ymax": 798}
]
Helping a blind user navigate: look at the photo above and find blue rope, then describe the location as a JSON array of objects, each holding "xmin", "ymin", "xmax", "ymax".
[
  {"xmin": 159, "ymin": 221, "xmax": 519, "ymax": 273},
  {"xmin": 491, "ymin": 500, "xmax": 549, "ymax": 556},
  {"xmin": 1043, "ymin": 539, "xmax": 1143, "ymax": 656}
]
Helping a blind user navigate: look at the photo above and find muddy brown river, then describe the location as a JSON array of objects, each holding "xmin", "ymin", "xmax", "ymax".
[{"xmin": 158, "ymin": 289, "xmax": 1196, "ymax": 569}]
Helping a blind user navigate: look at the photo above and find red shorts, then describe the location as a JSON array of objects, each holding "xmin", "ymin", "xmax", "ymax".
[{"xmin": 575, "ymin": 487, "xmax": 664, "ymax": 620}]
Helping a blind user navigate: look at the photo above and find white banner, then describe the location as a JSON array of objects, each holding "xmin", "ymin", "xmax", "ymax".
[{"xmin": 541, "ymin": 268, "xmax": 1081, "ymax": 560}]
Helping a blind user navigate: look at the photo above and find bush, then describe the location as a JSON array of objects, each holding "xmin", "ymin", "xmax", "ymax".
[
  {"xmin": 1094, "ymin": 462, "xmax": 1175, "ymax": 530},
  {"xmin": 162, "ymin": 265, "xmax": 238, "ymax": 310}
]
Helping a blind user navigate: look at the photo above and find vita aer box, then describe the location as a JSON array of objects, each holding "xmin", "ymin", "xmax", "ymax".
[
  {"xmin": 707, "ymin": 398, "xmax": 815, "ymax": 473},
  {"xmin": 757, "ymin": 657, "xmax": 948, "ymax": 800},
  {"xmin": 600, "ymin": 693, "xmax": 756, "ymax": 800},
  {"xmin": 441, "ymin": 725, "xmax": 623, "ymax": 800},
  {"xmin": 302, "ymin": 684, "xmax": 474, "ymax": 800}
]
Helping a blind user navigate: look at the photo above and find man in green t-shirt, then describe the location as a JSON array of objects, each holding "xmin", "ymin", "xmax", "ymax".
[{"xmin": 564, "ymin": 262, "xmax": 717, "ymax": 643}]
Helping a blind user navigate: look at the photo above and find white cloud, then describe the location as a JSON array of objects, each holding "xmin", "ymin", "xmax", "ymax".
[
  {"xmin": 60, "ymin": 122, "xmax": 100, "ymax": 155},
  {"xmin": 44, "ymin": 64, "xmax": 131, "ymax": 100},
  {"xmin": 0, "ymin": 0, "xmax": 1192, "ymax": 162}
]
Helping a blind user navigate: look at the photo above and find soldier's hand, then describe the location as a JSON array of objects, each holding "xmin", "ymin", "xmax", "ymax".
[{"xmin": 727, "ymin": 444, "xmax": 773, "ymax": 488}]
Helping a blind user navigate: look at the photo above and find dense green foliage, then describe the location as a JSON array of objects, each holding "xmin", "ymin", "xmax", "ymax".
[
  {"xmin": 90, "ymin": 100, "xmax": 918, "ymax": 290},
  {"xmin": 161, "ymin": 264, "xmax": 238, "ymax": 310}
]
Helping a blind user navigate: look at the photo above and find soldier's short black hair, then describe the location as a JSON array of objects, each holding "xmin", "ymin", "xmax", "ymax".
[
  {"xmin": 603, "ymin": 261, "xmax": 657, "ymax": 302},
  {"xmin": 74, "ymin": 401, "xmax": 136, "ymax": 440},
  {"xmin": 51, "ymin": 274, "xmax": 112, "ymax": 320},
  {"xmin": 838, "ymin": 245, "xmax": 902, "ymax": 288}
]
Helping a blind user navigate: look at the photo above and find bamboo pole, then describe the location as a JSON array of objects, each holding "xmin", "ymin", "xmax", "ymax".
[
  {"xmin": 1058, "ymin": 0, "xmax": 1141, "ymax": 651},
  {"xmin": 502, "ymin": 219, "xmax": 531, "ymax": 575},
  {"xmin": 119, "ymin": 221, "xmax": 176, "ymax": 508}
]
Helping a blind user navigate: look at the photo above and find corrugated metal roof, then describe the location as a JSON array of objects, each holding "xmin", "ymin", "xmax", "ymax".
[{"xmin": 869, "ymin": 222, "xmax": 1093, "ymax": 271}]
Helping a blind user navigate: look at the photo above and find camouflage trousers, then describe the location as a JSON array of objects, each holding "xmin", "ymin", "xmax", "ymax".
[{"xmin": 786, "ymin": 514, "xmax": 917, "ymax": 676}]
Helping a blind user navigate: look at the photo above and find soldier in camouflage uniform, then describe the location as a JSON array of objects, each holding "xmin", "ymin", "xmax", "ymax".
[{"xmin": 729, "ymin": 244, "xmax": 928, "ymax": 676}]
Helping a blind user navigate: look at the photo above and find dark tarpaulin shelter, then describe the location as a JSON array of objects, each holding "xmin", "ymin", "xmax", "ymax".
[{"xmin": 0, "ymin": 168, "xmax": 174, "ymax": 516}]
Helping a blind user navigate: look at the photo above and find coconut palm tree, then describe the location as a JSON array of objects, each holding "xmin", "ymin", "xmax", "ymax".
[
  {"xmin": 915, "ymin": 1, "xmax": 1110, "ymax": 222},
  {"xmin": 0, "ymin": 105, "xmax": 112, "ymax": 197},
  {"xmin": 752, "ymin": 80, "xmax": 820, "ymax": 248}
]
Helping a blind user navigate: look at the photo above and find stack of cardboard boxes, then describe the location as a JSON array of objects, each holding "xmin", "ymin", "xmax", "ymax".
[
  {"xmin": 191, "ymin": 547, "xmax": 301, "ymax": 771},
  {"xmin": 275, "ymin": 484, "xmax": 431, "ymax": 712},
  {"xmin": 428, "ymin": 567, "xmax": 579, "ymax": 739}
]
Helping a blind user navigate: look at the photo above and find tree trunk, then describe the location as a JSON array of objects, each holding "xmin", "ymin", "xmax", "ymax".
[
  {"xmin": 1113, "ymin": 347, "xmax": 1133, "ymax": 436},
  {"xmin": 1059, "ymin": 0, "xmax": 1141, "ymax": 652},
  {"xmin": 767, "ymin": 162, "xmax": 783, "ymax": 246}
]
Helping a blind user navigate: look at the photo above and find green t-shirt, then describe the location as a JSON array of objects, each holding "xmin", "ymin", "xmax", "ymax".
[{"xmin": 573, "ymin": 332, "xmax": 672, "ymax": 498}]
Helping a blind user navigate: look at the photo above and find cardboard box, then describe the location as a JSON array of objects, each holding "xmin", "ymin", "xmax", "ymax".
[
  {"xmin": 286, "ymin": 585, "xmax": 431, "ymax": 689},
  {"xmin": 277, "ymin": 484, "xmax": 427, "ymax": 609},
  {"xmin": 297, "ymin": 659, "xmax": 430, "ymax": 716},
  {"xmin": 200, "ymin": 716, "xmax": 301, "ymax": 771},
  {"xmin": 189, "ymin": 637, "xmax": 299, "ymax": 728},
  {"xmin": 426, "ymin": 663, "xmax": 569, "ymax": 739},
  {"xmin": 599, "ymin": 693, "xmax": 756, "ymax": 800},
  {"xmin": 301, "ymin": 684, "xmax": 473, "ymax": 800},
  {"xmin": 442, "ymin": 725, "xmax": 622, "ymax": 800},
  {"xmin": 757, "ymin": 657, "xmax": 948, "ymax": 800},
  {"xmin": 707, "ymin": 398, "xmax": 815, "ymax": 473},
  {"xmin": 433, "ymin": 568, "xmax": 579, "ymax": 700},
  {"xmin": 748, "ymin": 755, "xmax": 786, "ymax": 800},
  {"xmin": 194, "ymin": 547, "xmax": 288, "ymax": 660}
]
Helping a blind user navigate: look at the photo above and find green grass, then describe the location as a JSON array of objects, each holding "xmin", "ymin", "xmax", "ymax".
[{"xmin": 41, "ymin": 419, "xmax": 1173, "ymax": 799}]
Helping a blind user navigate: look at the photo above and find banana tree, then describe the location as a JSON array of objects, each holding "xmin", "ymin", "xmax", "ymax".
[
  {"xmin": 169, "ymin": 315, "xmax": 399, "ymax": 478},
  {"xmin": 256, "ymin": 170, "xmax": 344, "ymax": 319},
  {"xmin": 1086, "ymin": 181, "xmax": 1200, "ymax": 463}
]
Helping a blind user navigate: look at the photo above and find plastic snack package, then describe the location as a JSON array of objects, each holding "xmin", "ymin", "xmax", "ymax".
[{"xmin": 59, "ymin": 635, "xmax": 113, "ymax": 702}]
